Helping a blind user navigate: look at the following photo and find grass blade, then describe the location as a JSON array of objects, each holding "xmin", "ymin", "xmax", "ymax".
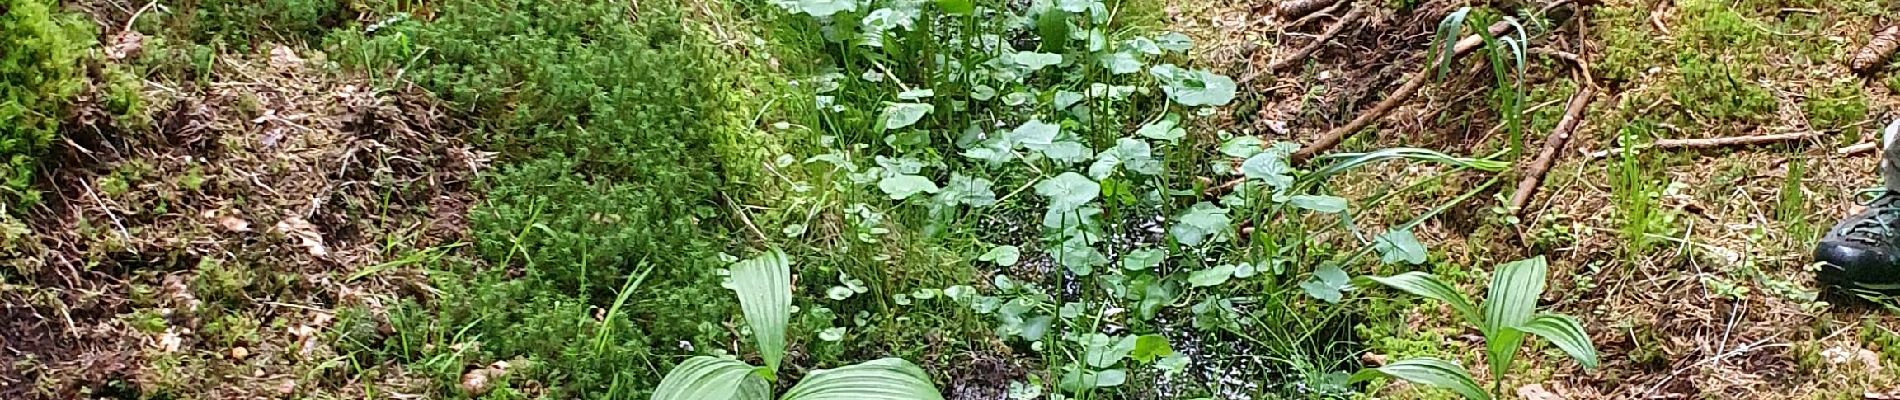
[
  {"xmin": 730, "ymin": 249, "xmax": 793, "ymax": 373},
  {"xmin": 1349, "ymin": 358, "xmax": 1491, "ymax": 400},
  {"xmin": 1359, "ymin": 272, "xmax": 1480, "ymax": 327},
  {"xmin": 1519, "ymin": 313, "xmax": 1600, "ymax": 369}
]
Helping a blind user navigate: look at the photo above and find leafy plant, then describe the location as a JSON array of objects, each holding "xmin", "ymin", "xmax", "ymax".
[
  {"xmin": 1352, "ymin": 256, "xmax": 1598, "ymax": 399},
  {"xmin": 652, "ymin": 249, "xmax": 944, "ymax": 400}
]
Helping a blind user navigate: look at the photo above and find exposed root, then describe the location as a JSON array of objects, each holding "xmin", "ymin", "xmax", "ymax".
[
  {"xmin": 1509, "ymin": 87, "xmax": 1594, "ymax": 216},
  {"xmin": 1839, "ymin": 142, "xmax": 1878, "ymax": 155}
]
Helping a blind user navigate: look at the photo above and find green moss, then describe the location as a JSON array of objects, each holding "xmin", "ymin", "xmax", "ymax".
[
  {"xmin": 0, "ymin": 0, "xmax": 92, "ymax": 210},
  {"xmin": 1805, "ymin": 79, "xmax": 1869, "ymax": 142}
]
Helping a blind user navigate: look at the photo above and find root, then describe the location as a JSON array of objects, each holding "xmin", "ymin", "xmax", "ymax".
[
  {"xmin": 1279, "ymin": 0, "xmax": 1342, "ymax": 21},
  {"xmin": 1265, "ymin": 5, "xmax": 1367, "ymax": 73}
]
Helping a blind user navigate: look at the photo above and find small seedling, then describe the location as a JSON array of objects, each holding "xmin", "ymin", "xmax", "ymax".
[
  {"xmin": 651, "ymin": 249, "xmax": 942, "ymax": 400},
  {"xmin": 1353, "ymin": 256, "xmax": 1598, "ymax": 400}
]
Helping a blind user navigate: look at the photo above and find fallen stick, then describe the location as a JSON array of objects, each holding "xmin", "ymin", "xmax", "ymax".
[
  {"xmin": 1280, "ymin": 0, "xmax": 1342, "ymax": 21},
  {"xmin": 1290, "ymin": 19, "xmax": 1517, "ymax": 164},
  {"xmin": 1208, "ymin": 20, "xmax": 1521, "ymax": 197},
  {"xmin": 1507, "ymin": 87, "xmax": 1593, "ymax": 216},
  {"xmin": 1587, "ymin": 131, "xmax": 1824, "ymax": 159},
  {"xmin": 1839, "ymin": 142, "xmax": 1877, "ymax": 155},
  {"xmin": 1266, "ymin": 5, "xmax": 1367, "ymax": 72}
]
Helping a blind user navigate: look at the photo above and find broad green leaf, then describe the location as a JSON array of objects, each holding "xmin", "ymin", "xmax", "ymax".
[
  {"xmin": 1054, "ymin": 236, "xmax": 1108, "ymax": 276},
  {"xmin": 937, "ymin": 174, "xmax": 997, "ymax": 207},
  {"xmin": 1241, "ymin": 150, "xmax": 1294, "ymax": 190},
  {"xmin": 1483, "ymin": 256, "xmax": 1548, "ymax": 379},
  {"xmin": 1006, "ymin": 381, "xmax": 1043, "ymax": 399},
  {"xmin": 1058, "ymin": 368, "xmax": 1127, "ymax": 391},
  {"xmin": 1359, "ymin": 272, "xmax": 1480, "ymax": 327},
  {"xmin": 897, "ymin": 88, "xmax": 934, "ymax": 100},
  {"xmin": 1011, "ymin": 52, "xmax": 1064, "ymax": 71},
  {"xmin": 1518, "ymin": 313, "xmax": 1600, "ymax": 369},
  {"xmin": 1007, "ymin": 119, "xmax": 1060, "ymax": 148},
  {"xmin": 781, "ymin": 358, "xmax": 944, "ymax": 400},
  {"xmin": 1288, "ymin": 195, "xmax": 1348, "ymax": 213},
  {"xmin": 878, "ymin": 174, "xmax": 940, "ymax": 200},
  {"xmin": 1187, "ymin": 264, "xmax": 1237, "ymax": 287},
  {"xmin": 1122, "ymin": 37, "xmax": 1162, "ymax": 55},
  {"xmin": 1137, "ymin": 118, "xmax": 1185, "ymax": 142},
  {"xmin": 880, "ymin": 103, "xmax": 933, "ymax": 130},
  {"xmin": 1153, "ymin": 354, "xmax": 1189, "ymax": 376},
  {"xmin": 1036, "ymin": 172, "xmax": 1101, "ymax": 211},
  {"xmin": 1099, "ymin": 51, "xmax": 1142, "ymax": 74},
  {"xmin": 1054, "ymin": 90, "xmax": 1085, "ymax": 110},
  {"xmin": 1084, "ymin": 335, "xmax": 1138, "ymax": 368},
  {"xmin": 1056, "ymin": 0, "xmax": 1094, "ymax": 12},
  {"xmin": 818, "ymin": 327, "xmax": 847, "ymax": 342},
  {"xmin": 1168, "ymin": 70, "xmax": 1237, "ymax": 107},
  {"xmin": 653, "ymin": 356, "xmax": 761, "ymax": 400},
  {"xmin": 1130, "ymin": 335, "xmax": 1173, "ymax": 363},
  {"xmin": 826, "ymin": 286, "xmax": 855, "ymax": 300},
  {"xmin": 1349, "ymin": 358, "xmax": 1490, "ymax": 400},
  {"xmin": 1300, "ymin": 263, "xmax": 1351, "ymax": 303},
  {"xmin": 980, "ymin": 245, "xmax": 1022, "ymax": 267},
  {"xmin": 1120, "ymin": 248, "xmax": 1164, "ymax": 271},
  {"xmin": 1154, "ymin": 32, "xmax": 1193, "ymax": 52},
  {"xmin": 728, "ymin": 250, "xmax": 792, "ymax": 372},
  {"xmin": 1041, "ymin": 140, "xmax": 1094, "ymax": 164},
  {"xmin": 1170, "ymin": 202, "xmax": 1231, "ymax": 246},
  {"xmin": 1218, "ymin": 136, "xmax": 1265, "ymax": 158},
  {"xmin": 1374, "ymin": 229, "xmax": 1428, "ymax": 265}
]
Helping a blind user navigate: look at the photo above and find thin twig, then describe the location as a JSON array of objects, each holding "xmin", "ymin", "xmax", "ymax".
[
  {"xmin": 1587, "ymin": 131, "xmax": 1825, "ymax": 159},
  {"xmin": 1509, "ymin": 87, "xmax": 1594, "ymax": 216},
  {"xmin": 1290, "ymin": 19, "xmax": 1517, "ymax": 164},
  {"xmin": 1840, "ymin": 142, "xmax": 1878, "ymax": 155},
  {"xmin": 1266, "ymin": 6, "xmax": 1366, "ymax": 73}
]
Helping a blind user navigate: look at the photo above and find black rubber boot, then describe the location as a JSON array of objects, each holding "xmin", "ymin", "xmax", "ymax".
[
  {"xmin": 1815, "ymin": 119, "xmax": 1900, "ymax": 292},
  {"xmin": 1815, "ymin": 194, "xmax": 1900, "ymax": 291}
]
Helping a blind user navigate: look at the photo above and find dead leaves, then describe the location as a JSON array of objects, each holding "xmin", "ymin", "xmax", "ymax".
[{"xmin": 273, "ymin": 217, "xmax": 329, "ymax": 258}]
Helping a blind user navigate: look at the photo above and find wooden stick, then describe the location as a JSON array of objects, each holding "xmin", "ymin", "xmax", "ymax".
[
  {"xmin": 1280, "ymin": 0, "xmax": 1342, "ymax": 21},
  {"xmin": 1267, "ymin": 6, "xmax": 1366, "ymax": 72},
  {"xmin": 1508, "ymin": 87, "xmax": 1593, "ymax": 216},
  {"xmin": 1587, "ymin": 131, "xmax": 1825, "ymax": 159},
  {"xmin": 1289, "ymin": 19, "xmax": 1517, "ymax": 165},
  {"xmin": 1839, "ymin": 142, "xmax": 1877, "ymax": 155}
]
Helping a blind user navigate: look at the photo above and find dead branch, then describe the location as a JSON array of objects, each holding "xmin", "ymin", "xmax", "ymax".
[
  {"xmin": 1266, "ymin": 6, "xmax": 1366, "ymax": 72},
  {"xmin": 1852, "ymin": 25, "xmax": 1900, "ymax": 73},
  {"xmin": 1290, "ymin": 20, "xmax": 1516, "ymax": 164},
  {"xmin": 1587, "ymin": 131, "xmax": 1825, "ymax": 159},
  {"xmin": 1508, "ymin": 87, "xmax": 1593, "ymax": 216},
  {"xmin": 1279, "ymin": 0, "xmax": 1342, "ymax": 21},
  {"xmin": 1839, "ymin": 142, "xmax": 1878, "ymax": 155}
]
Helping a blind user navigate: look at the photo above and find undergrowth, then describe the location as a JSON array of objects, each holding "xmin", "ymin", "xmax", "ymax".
[{"xmin": 0, "ymin": 0, "xmax": 91, "ymax": 210}]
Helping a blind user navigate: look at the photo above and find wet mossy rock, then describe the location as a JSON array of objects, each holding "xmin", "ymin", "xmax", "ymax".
[{"xmin": 0, "ymin": 0, "xmax": 91, "ymax": 210}]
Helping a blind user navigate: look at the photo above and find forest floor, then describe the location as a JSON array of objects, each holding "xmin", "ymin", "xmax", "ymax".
[{"xmin": 6, "ymin": 0, "xmax": 1900, "ymax": 399}]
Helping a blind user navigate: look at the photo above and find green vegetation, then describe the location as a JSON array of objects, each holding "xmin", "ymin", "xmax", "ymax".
[{"xmin": 0, "ymin": 0, "xmax": 91, "ymax": 209}]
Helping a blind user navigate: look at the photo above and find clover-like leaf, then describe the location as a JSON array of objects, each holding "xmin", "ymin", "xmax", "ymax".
[
  {"xmin": 979, "ymin": 245, "xmax": 1021, "ymax": 267},
  {"xmin": 1036, "ymin": 172, "xmax": 1101, "ymax": 211},
  {"xmin": 1120, "ymin": 248, "xmax": 1164, "ymax": 271},
  {"xmin": 879, "ymin": 174, "xmax": 940, "ymax": 200},
  {"xmin": 937, "ymin": 173, "xmax": 997, "ymax": 207},
  {"xmin": 1375, "ymin": 229, "xmax": 1428, "ymax": 265},
  {"xmin": 1170, "ymin": 202, "xmax": 1231, "ymax": 246},
  {"xmin": 1155, "ymin": 32, "xmax": 1193, "ymax": 52},
  {"xmin": 1187, "ymin": 264, "xmax": 1237, "ymax": 287},
  {"xmin": 881, "ymin": 102, "xmax": 934, "ymax": 130},
  {"xmin": 1011, "ymin": 51, "xmax": 1064, "ymax": 71},
  {"xmin": 1299, "ymin": 263, "xmax": 1351, "ymax": 303},
  {"xmin": 1008, "ymin": 119, "xmax": 1060, "ymax": 149},
  {"xmin": 1099, "ymin": 51, "xmax": 1142, "ymax": 74},
  {"xmin": 1138, "ymin": 118, "xmax": 1185, "ymax": 142}
]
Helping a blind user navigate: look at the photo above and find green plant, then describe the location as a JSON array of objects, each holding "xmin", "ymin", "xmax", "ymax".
[
  {"xmin": 0, "ymin": 0, "xmax": 92, "ymax": 209},
  {"xmin": 652, "ymin": 249, "xmax": 943, "ymax": 400},
  {"xmin": 1352, "ymin": 256, "xmax": 1599, "ymax": 399}
]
